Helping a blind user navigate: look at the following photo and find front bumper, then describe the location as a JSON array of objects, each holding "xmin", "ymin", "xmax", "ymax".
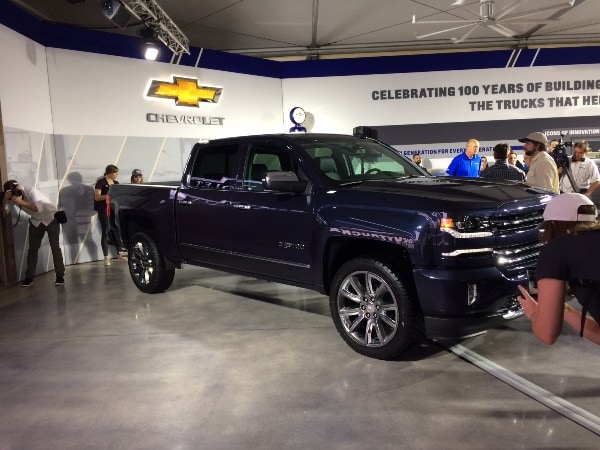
[
  {"xmin": 424, "ymin": 299, "xmax": 523, "ymax": 340},
  {"xmin": 413, "ymin": 266, "xmax": 527, "ymax": 340}
]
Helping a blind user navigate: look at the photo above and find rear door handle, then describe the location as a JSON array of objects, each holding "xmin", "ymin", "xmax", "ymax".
[{"xmin": 232, "ymin": 203, "xmax": 251, "ymax": 210}]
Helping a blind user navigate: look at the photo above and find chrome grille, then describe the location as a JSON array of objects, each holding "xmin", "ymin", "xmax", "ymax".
[
  {"xmin": 490, "ymin": 209, "xmax": 543, "ymax": 233},
  {"xmin": 494, "ymin": 241, "xmax": 542, "ymax": 276},
  {"xmin": 491, "ymin": 208, "xmax": 544, "ymax": 276}
]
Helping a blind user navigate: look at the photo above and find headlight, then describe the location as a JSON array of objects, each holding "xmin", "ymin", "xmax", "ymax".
[{"xmin": 440, "ymin": 215, "xmax": 493, "ymax": 238}]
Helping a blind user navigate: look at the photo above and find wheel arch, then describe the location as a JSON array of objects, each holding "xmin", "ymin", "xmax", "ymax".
[
  {"xmin": 119, "ymin": 213, "xmax": 180, "ymax": 270},
  {"xmin": 118, "ymin": 212, "xmax": 156, "ymax": 249},
  {"xmin": 323, "ymin": 237, "xmax": 415, "ymax": 296}
]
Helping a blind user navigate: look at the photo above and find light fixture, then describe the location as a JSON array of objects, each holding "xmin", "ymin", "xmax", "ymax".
[
  {"xmin": 139, "ymin": 26, "xmax": 160, "ymax": 60},
  {"xmin": 100, "ymin": 0, "xmax": 190, "ymax": 56},
  {"xmin": 142, "ymin": 40, "xmax": 160, "ymax": 60},
  {"xmin": 119, "ymin": 0, "xmax": 190, "ymax": 56}
]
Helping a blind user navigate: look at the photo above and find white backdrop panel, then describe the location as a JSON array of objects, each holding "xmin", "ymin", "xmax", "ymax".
[
  {"xmin": 0, "ymin": 25, "xmax": 53, "ymax": 132},
  {"xmin": 46, "ymin": 49, "xmax": 285, "ymax": 138}
]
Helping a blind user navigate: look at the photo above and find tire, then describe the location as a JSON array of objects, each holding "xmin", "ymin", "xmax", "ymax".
[
  {"xmin": 330, "ymin": 258, "xmax": 422, "ymax": 360},
  {"xmin": 128, "ymin": 231, "xmax": 175, "ymax": 293}
]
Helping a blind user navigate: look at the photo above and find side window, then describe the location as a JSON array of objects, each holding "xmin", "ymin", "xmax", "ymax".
[
  {"xmin": 305, "ymin": 146, "xmax": 342, "ymax": 180},
  {"xmin": 243, "ymin": 143, "xmax": 297, "ymax": 191},
  {"xmin": 189, "ymin": 144, "xmax": 239, "ymax": 189}
]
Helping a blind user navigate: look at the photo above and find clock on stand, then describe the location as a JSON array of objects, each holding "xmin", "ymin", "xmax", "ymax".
[{"xmin": 289, "ymin": 106, "xmax": 307, "ymax": 133}]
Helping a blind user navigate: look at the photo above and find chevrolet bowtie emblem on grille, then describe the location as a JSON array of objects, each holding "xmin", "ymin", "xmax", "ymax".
[{"xmin": 146, "ymin": 77, "xmax": 222, "ymax": 107}]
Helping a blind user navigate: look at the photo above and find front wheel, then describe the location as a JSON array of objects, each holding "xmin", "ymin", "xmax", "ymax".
[
  {"xmin": 330, "ymin": 258, "xmax": 422, "ymax": 360},
  {"xmin": 129, "ymin": 232, "xmax": 175, "ymax": 293}
]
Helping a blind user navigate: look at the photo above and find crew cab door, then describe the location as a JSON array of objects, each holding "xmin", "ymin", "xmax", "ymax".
[
  {"xmin": 230, "ymin": 140, "xmax": 314, "ymax": 285},
  {"xmin": 176, "ymin": 143, "xmax": 240, "ymax": 267}
]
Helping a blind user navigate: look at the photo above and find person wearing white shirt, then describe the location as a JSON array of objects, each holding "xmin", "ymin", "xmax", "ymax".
[
  {"xmin": 560, "ymin": 141, "xmax": 600, "ymax": 198},
  {"xmin": 2, "ymin": 180, "xmax": 65, "ymax": 287},
  {"xmin": 519, "ymin": 132, "xmax": 559, "ymax": 193}
]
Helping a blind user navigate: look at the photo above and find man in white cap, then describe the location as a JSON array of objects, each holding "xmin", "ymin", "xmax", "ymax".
[
  {"xmin": 517, "ymin": 193, "xmax": 600, "ymax": 345},
  {"xmin": 519, "ymin": 131, "xmax": 559, "ymax": 193}
]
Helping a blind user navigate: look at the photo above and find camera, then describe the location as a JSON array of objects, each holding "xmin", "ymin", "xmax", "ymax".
[
  {"xmin": 550, "ymin": 135, "xmax": 572, "ymax": 170},
  {"xmin": 9, "ymin": 181, "xmax": 23, "ymax": 197}
]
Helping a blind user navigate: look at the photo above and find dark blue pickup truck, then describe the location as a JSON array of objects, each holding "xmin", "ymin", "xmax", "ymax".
[{"xmin": 108, "ymin": 133, "xmax": 551, "ymax": 359}]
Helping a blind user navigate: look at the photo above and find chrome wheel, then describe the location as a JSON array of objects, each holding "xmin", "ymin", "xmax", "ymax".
[
  {"xmin": 130, "ymin": 239, "xmax": 155, "ymax": 287},
  {"xmin": 330, "ymin": 258, "xmax": 421, "ymax": 359},
  {"xmin": 337, "ymin": 270, "xmax": 399, "ymax": 347},
  {"xmin": 128, "ymin": 232, "xmax": 175, "ymax": 293}
]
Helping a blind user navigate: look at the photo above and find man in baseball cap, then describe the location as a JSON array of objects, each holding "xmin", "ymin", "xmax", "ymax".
[
  {"xmin": 519, "ymin": 131, "xmax": 559, "ymax": 193},
  {"xmin": 519, "ymin": 132, "xmax": 549, "ymax": 146}
]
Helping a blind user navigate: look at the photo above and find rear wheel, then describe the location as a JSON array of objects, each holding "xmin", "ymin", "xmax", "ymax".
[
  {"xmin": 129, "ymin": 232, "xmax": 175, "ymax": 293},
  {"xmin": 330, "ymin": 258, "xmax": 422, "ymax": 360}
]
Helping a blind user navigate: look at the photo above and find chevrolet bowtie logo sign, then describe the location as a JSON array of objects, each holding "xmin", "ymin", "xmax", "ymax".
[{"xmin": 146, "ymin": 77, "xmax": 222, "ymax": 107}]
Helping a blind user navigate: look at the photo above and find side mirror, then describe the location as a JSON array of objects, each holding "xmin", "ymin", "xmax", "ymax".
[{"xmin": 262, "ymin": 171, "xmax": 308, "ymax": 194}]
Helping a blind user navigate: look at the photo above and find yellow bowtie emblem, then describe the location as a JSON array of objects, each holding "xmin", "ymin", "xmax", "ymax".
[{"xmin": 146, "ymin": 77, "xmax": 222, "ymax": 107}]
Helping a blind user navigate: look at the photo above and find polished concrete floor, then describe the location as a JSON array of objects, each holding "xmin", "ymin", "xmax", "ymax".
[{"xmin": 1, "ymin": 261, "xmax": 600, "ymax": 449}]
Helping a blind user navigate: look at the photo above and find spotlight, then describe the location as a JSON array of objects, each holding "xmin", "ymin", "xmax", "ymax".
[
  {"xmin": 138, "ymin": 26, "xmax": 160, "ymax": 60},
  {"xmin": 101, "ymin": 0, "xmax": 132, "ymax": 29},
  {"xmin": 142, "ymin": 40, "xmax": 160, "ymax": 60}
]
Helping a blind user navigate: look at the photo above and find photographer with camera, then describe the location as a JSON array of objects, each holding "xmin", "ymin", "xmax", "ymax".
[
  {"xmin": 2, "ymin": 180, "xmax": 65, "ymax": 287},
  {"xmin": 559, "ymin": 141, "xmax": 600, "ymax": 197},
  {"xmin": 519, "ymin": 132, "xmax": 559, "ymax": 193}
]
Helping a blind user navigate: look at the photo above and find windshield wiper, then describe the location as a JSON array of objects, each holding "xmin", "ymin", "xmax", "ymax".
[
  {"xmin": 396, "ymin": 175, "xmax": 426, "ymax": 180},
  {"xmin": 337, "ymin": 180, "xmax": 365, "ymax": 187}
]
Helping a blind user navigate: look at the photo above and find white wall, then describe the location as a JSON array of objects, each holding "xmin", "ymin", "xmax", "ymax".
[
  {"xmin": 0, "ymin": 24, "xmax": 53, "ymax": 132},
  {"xmin": 46, "ymin": 49, "xmax": 284, "ymax": 138}
]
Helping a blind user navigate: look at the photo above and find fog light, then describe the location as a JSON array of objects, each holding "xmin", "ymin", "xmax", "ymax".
[{"xmin": 467, "ymin": 283, "xmax": 478, "ymax": 305}]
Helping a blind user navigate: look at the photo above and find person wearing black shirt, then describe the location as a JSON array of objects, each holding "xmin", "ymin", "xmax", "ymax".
[
  {"xmin": 517, "ymin": 193, "xmax": 600, "ymax": 345},
  {"xmin": 94, "ymin": 164, "xmax": 121, "ymax": 266},
  {"xmin": 480, "ymin": 143, "xmax": 525, "ymax": 181}
]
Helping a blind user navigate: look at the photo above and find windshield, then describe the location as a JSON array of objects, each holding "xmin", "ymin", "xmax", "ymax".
[{"xmin": 299, "ymin": 137, "xmax": 426, "ymax": 184}]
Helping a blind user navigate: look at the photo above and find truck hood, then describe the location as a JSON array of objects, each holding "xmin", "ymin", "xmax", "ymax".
[{"xmin": 337, "ymin": 176, "xmax": 552, "ymax": 210}]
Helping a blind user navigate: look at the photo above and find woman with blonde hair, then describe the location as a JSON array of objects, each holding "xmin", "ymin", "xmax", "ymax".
[{"xmin": 517, "ymin": 193, "xmax": 600, "ymax": 345}]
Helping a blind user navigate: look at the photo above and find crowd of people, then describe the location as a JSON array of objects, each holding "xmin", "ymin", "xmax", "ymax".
[{"xmin": 410, "ymin": 132, "xmax": 600, "ymax": 200}]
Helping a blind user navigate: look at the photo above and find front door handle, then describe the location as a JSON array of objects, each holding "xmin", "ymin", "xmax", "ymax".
[{"xmin": 232, "ymin": 203, "xmax": 251, "ymax": 210}]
